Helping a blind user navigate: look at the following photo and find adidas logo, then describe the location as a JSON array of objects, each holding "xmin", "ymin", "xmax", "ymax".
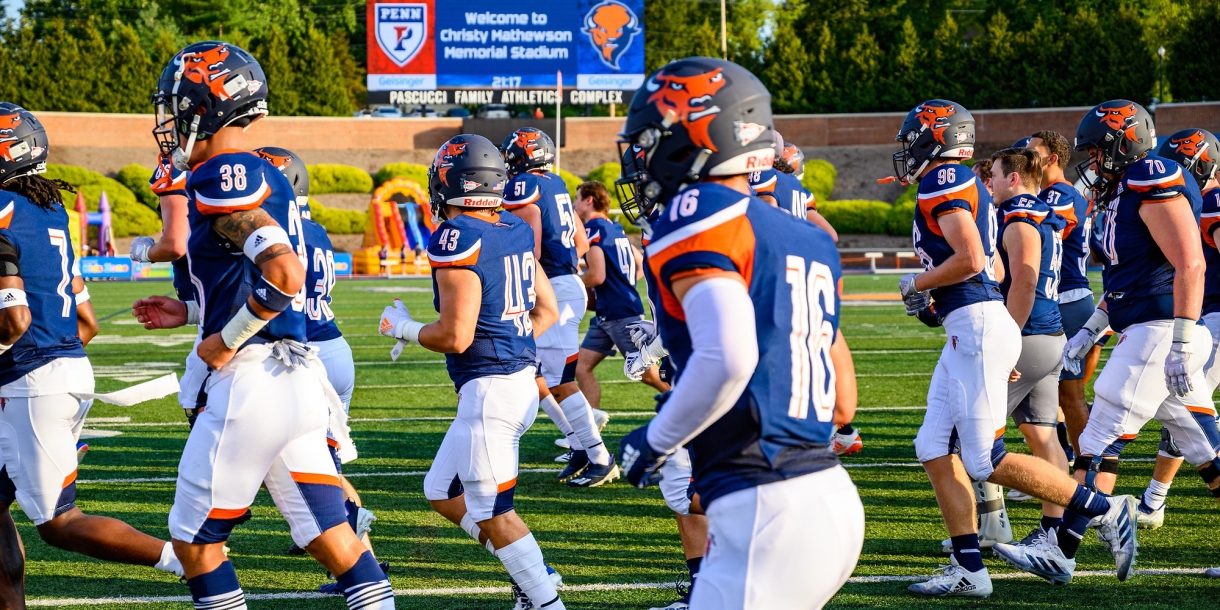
[
  {"xmin": 950, "ymin": 577, "xmax": 976, "ymax": 593},
  {"xmin": 379, "ymin": 318, "xmax": 393, "ymax": 333},
  {"xmin": 255, "ymin": 288, "xmax": 267, "ymax": 300},
  {"xmin": 253, "ymin": 235, "xmax": 266, "ymax": 248},
  {"xmin": 2, "ymin": 293, "xmax": 15, "ymax": 303}
]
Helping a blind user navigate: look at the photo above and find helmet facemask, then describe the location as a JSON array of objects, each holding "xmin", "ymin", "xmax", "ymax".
[{"xmin": 892, "ymin": 128, "xmax": 939, "ymax": 186}]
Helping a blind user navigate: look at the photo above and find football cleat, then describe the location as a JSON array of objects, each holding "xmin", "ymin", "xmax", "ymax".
[
  {"xmin": 554, "ymin": 450, "xmax": 573, "ymax": 464},
  {"xmin": 512, "ymin": 581, "xmax": 533, "ymax": 610},
  {"xmin": 76, "ymin": 441, "xmax": 89, "ymax": 465},
  {"xmin": 1206, "ymin": 567, "xmax": 1220, "ymax": 578},
  {"xmin": 1094, "ymin": 494, "xmax": 1139, "ymax": 581},
  {"xmin": 993, "ymin": 529, "xmax": 1075, "ymax": 585},
  {"xmin": 567, "ymin": 455, "xmax": 620, "ymax": 487},
  {"xmin": 286, "ymin": 542, "xmax": 307, "ymax": 556},
  {"xmin": 1016, "ymin": 526, "xmax": 1047, "ymax": 546},
  {"xmin": 649, "ymin": 582, "xmax": 691, "ymax": 609},
  {"xmin": 318, "ymin": 561, "xmax": 390, "ymax": 595},
  {"xmin": 546, "ymin": 564, "xmax": 563, "ymax": 588},
  {"xmin": 557, "ymin": 450, "xmax": 590, "ymax": 483},
  {"xmin": 555, "ymin": 437, "xmax": 571, "ymax": 450},
  {"xmin": 831, "ymin": 429, "xmax": 862, "ymax": 456},
  {"xmin": 1007, "ymin": 488, "xmax": 1033, "ymax": 502},
  {"xmin": 1136, "ymin": 503, "xmax": 1164, "ymax": 530},
  {"xmin": 907, "ymin": 556, "xmax": 992, "ymax": 598},
  {"xmin": 593, "ymin": 408, "xmax": 610, "ymax": 431}
]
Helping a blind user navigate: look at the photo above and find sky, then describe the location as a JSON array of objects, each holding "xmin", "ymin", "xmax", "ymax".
[{"xmin": 3, "ymin": 0, "xmax": 20, "ymax": 21}]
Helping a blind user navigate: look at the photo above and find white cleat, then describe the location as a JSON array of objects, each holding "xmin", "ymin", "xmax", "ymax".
[
  {"xmin": 1136, "ymin": 505, "xmax": 1164, "ymax": 530},
  {"xmin": 830, "ymin": 429, "xmax": 863, "ymax": 455},
  {"xmin": 593, "ymin": 408, "xmax": 610, "ymax": 431},
  {"xmin": 555, "ymin": 437, "xmax": 571, "ymax": 450},
  {"xmin": 907, "ymin": 556, "xmax": 992, "ymax": 598},
  {"xmin": 993, "ymin": 529, "xmax": 1076, "ymax": 585},
  {"xmin": 1095, "ymin": 495, "xmax": 1139, "ymax": 581},
  {"xmin": 1206, "ymin": 567, "xmax": 1220, "ymax": 578},
  {"xmin": 1007, "ymin": 488, "xmax": 1033, "ymax": 502}
]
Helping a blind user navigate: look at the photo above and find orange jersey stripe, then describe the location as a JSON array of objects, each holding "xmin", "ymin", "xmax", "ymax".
[
  {"xmin": 207, "ymin": 507, "xmax": 249, "ymax": 520},
  {"xmin": 497, "ymin": 478, "xmax": 517, "ymax": 493},
  {"xmin": 195, "ymin": 185, "xmax": 271, "ymax": 215},
  {"xmin": 0, "ymin": 201, "xmax": 12, "ymax": 230},
  {"xmin": 291, "ymin": 472, "xmax": 341, "ymax": 487},
  {"xmin": 62, "ymin": 469, "xmax": 78, "ymax": 489},
  {"xmin": 1128, "ymin": 171, "xmax": 1186, "ymax": 194},
  {"xmin": 1202, "ymin": 214, "xmax": 1220, "ymax": 249},
  {"xmin": 648, "ymin": 214, "xmax": 756, "ymax": 321}
]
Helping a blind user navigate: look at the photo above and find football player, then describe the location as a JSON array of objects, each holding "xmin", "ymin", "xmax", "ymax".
[
  {"xmin": 1124, "ymin": 128, "xmax": 1220, "ymax": 531},
  {"xmin": 989, "ymin": 147, "xmax": 1070, "ymax": 543},
  {"xmin": 1026, "ymin": 131, "xmax": 1094, "ymax": 456},
  {"xmin": 616, "ymin": 57, "xmax": 865, "ymax": 609},
  {"xmin": 782, "ymin": 143, "xmax": 840, "ymax": 240},
  {"xmin": 891, "ymin": 99, "xmax": 1138, "ymax": 596},
  {"xmin": 995, "ymin": 101, "xmax": 1212, "ymax": 586},
  {"xmin": 0, "ymin": 104, "xmax": 184, "ymax": 607},
  {"xmin": 151, "ymin": 42, "xmax": 394, "ymax": 609},
  {"xmin": 379, "ymin": 134, "xmax": 566, "ymax": 610},
  {"xmin": 500, "ymin": 128, "xmax": 619, "ymax": 487},
  {"xmin": 572, "ymin": 181, "xmax": 669, "ymax": 405},
  {"xmin": 254, "ymin": 147, "xmax": 389, "ymax": 590}
]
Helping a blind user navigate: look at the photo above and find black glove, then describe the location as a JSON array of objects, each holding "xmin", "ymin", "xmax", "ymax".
[{"xmin": 618, "ymin": 424, "xmax": 670, "ymax": 488}]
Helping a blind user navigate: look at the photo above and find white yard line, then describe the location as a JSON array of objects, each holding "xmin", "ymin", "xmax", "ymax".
[{"xmin": 26, "ymin": 568, "xmax": 1211, "ymax": 606}]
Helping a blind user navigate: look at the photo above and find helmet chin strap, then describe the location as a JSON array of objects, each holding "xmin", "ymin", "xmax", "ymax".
[{"xmin": 172, "ymin": 116, "xmax": 201, "ymax": 171}]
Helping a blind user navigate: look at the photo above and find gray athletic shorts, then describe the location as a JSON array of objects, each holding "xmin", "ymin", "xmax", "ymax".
[
  {"xmin": 581, "ymin": 315, "xmax": 644, "ymax": 356},
  {"xmin": 1058, "ymin": 296, "xmax": 1097, "ymax": 381},
  {"xmin": 1009, "ymin": 332, "xmax": 1066, "ymax": 427}
]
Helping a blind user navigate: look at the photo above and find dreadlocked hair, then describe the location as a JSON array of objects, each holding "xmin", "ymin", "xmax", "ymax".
[{"xmin": 1, "ymin": 175, "xmax": 74, "ymax": 210}]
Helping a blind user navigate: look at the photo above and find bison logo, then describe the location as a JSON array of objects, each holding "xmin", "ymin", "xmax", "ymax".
[
  {"xmin": 1095, "ymin": 104, "xmax": 1140, "ymax": 142},
  {"xmin": 584, "ymin": 1, "xmax": 640, "ymax": 70},
  {"xmin": 915, "ymin": 103, "xmax": 956, "ymax": 145},
  {"xmin": 513, "ymin": 130, "xmax": 547, "ymax": 162},
  {"xmin": 782, "ymin": 143, "xmax": 802, "ymax": 174},
  {"xmin": 0, "ymin": 113, "xmax": 21, "ymax": 135},
  {"xmin": 1168, "ymin": 130, "xmax": 1213, "ymax": 164},
  {"xmin": 434, "ymin": 142, "xmax": 467, "ymax": 185},
  {"xmin": 644, "ymin": 67, "xmax": 727, "ymax": 152},
  {"xmin": 257, "ymin": 151, "xmax": 294, "ymax": 170},
  {"xmin": 180, "ymin": 44, "xmax": 234, "ymax": 101}
]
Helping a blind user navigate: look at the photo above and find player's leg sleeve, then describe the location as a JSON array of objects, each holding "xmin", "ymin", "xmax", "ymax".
[
  {"xmin": 0, "ymin": 394, "xmax": 84, "ymax": 525},
  {"xmin": 1078, "ymin": 322, "xmax": 1170, "ymax": 458}
]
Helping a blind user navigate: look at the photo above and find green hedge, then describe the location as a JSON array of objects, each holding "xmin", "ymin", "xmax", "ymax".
[
  {"xmin": 116, "ymin": 164, "xmax": 158, "ymax": 210},
  {"xmin": 557, "ymin": 168, "xmax": 582, "ymax": 199},
  {"xmin": 819, "ymin": 199, "xmax": 914, "ymax": 236},
  {"xmin": 802, "ymin": 158, "xmax": 836, "ymax": 203},
  {"xmin": 308, "ymin": 164, "xmax": 374, "ymax": 194},
  {"xmin": 308, "ymin": 197, "xmax": 367, "ymax": 235},
  {"xmin": 374, "ymin": 163, "xmax": 430, "ymax": 188},
  {"xmin": 45, "ymin": 164, "xmax": 161, "ymax": 237}
]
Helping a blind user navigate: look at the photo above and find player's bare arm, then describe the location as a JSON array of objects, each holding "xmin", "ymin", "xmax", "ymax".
[
  {"xmin": 147, "ymin": 193, "xmax": 189, "ymax": 262},
  {"xmin": 1002, "ymin": 222, "xmax": 1041, "ymax": 329},
  {"xmin": 417, "ymin": 268, "xmax": 481, "ymax": 353},
  {"xmin": 530, "ymin": 265, "xmax": 558, "ymax": 337},
  {"xmin": 73, "ymin": 276, "xmax": 99, "ymax": 345},
  {"xmin": 0, "ymin": 275, "xmax": 30, "ymax": 347},
  {"xmin": 807, "ymin": 210, "xmax": 839, "ymax": 242},
  {"xmin": 912, "ymin": 211, "xmax": 987, "ymax": 291},
  {"xmin": 830, "ymin": 329, "xmax": 856, "ymax": 427},
  {"xmin": 582, "ymin": 245, "xmax": 606, "ymax": 287},
  {"xmin": 1141, "ymin": 195, "xmax": 1205, "ymax": 320},
  {"xmin": 574, "ymin": 215, "xmax": 590, "ymax": 258},
  {"xmin": 132, "ymin": 296, "xmax": 189, "ymax": 330},
  {"xmin": 510, "ymin": 203, "xmax": 544, "ymax": 259}
]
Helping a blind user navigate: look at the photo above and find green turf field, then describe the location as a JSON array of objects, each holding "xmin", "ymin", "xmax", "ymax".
[{"xmin": 21, "ymin": 274, "xmax": 1220, "ymax": 608}]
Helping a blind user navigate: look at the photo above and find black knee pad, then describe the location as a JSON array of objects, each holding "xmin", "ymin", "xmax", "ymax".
[
  {"xmin": 1199, "ymin": 459, "xmax": 1220, "ymax": 496},
  {"xmin": 1159, "ymin": 426, "xmax": 1184, "ymax": 459}
]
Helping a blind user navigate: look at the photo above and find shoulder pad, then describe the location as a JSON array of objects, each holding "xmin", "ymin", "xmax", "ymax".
[
  {"xmin": 916, "ymin": 165, "xmax": 979, "ymax": 215},
  {"xmin": 503, "ymin": 173, "xmax": 541, "ymax": 209},
  {"xmin": 1123, "ymin": 156, "xmax": 1188, "ymax": 195},
  {"xmin": 190, "ymin": 152, "xmax": 274, "ymax": 215},
  {"xmin": 428, "ymin": 221, "xmax": 483, "ymax": 268},
  {"xmin": 749, "ymin": 168, "xmax": 778, "ymax": 193},
  {"xmin": 647, "ymin": 185, "xmax": 750, "ymax": 257},
  {"xmin": 149, "ymin": 155, "xmax": 189, "ymax": 196},
  {"xmin": 917, "ymin": 164, "xmax": 974, "ymax": 195}
]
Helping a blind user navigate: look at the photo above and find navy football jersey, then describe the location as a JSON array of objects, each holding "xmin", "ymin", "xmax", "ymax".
[
  {"xmin": 1040, "ymin": 181, "xmax": 1092, "ymax": 295},
  {"xmin": 585, "ymin": 215, "xmax": 644, "ymax": 320},
  {"xmin": 1199, "ymin": 188, "xmax": 1220, "ymax": 315},
  {"xmin": 0, "ymin": 194, "xmax": 86, "ymax": 386},
  {"xmin": 913, "ymin": 163, "xmax": 1004, "ymax": 315},
  {"xmin": 302, "ymin": 218, "xmax": 341, "ymax": 342},
  {"xmin": 171, "ymin": 257, "xmax": 195, "ymax": 304},
  {"xmin": 764, "ymin": 172, "xmax": 814, "ymax": 218},
  {"xmin": 1096, "ymin": 155, "xmax": 1202, "ymax": 331},
  {"xmin": 996, "ymin": 194, "xmax": 1066, "ymax": 335},
  {"xmin": 149, "ymin": 154, "xmax": 189, "ymax": 198},
  {"xmin": 646, "ymin": 182, "xmax": 841, "ymax": 508},
  {"xmin": 428, "ymin": 211, "xmax": 538, "ymax": 390},
  {"xmin": 748, "ymin": 168, "xmax": 778, "ymax": 195},
  {"xmin": 502, "ymin": 171, "xmax": 579, "ymax": 277},
  {"xmin": 185, "ymin": 151, "xmax": 307, "ymax": 345}
]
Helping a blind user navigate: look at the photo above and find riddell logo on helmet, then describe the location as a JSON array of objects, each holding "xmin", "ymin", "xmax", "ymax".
[
  {"xmin": 645, "ymin": 67, "xmax": 727, "ymax": 152},
  {"xmin": 181, "ymin": 45, "xmax": 235, "ymax": 101},
  {"xmin": 915, "ymin": 103, "xmax": 956, "ymax": 145},
  {"xmin": 1168, "ymin": 130, "xmax": 1213, "ymax": 163},
  {"xmin": 1095, "ymin": 104, "xmax": 1140, "ymax": 142},
  {"xmin": 434, "ymin": 142, "xmax": 467, "ymax": 185},
  {"xmin": 460, "ymin": 197, "xmax": 499, "ymax": 206}
]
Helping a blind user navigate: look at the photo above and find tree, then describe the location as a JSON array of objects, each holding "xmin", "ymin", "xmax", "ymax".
[
  {"xmin": 1166, "ymin": 1, "xmax": 1220, "ymax": 101},
  {"xmin": 841, "ymin": 23, "xmax": 883, "ymax": 112},
  {"xmin": 761, "ymin": 0, "xmax": 810, "ymax": 114},
  {"xmin": 255, "ymin": 24, "xmax": 299, "ymax": 116},
  {"xmin": 108, "ymin": 23, "xmax": 155, "ymax": 113},
  {"xmin": 881, "ymin": 17, "xmax": 924, "ymax": 112},
  {"xmin": 293, "ymin": 26, "xmax": 353, "ymax": 116}
]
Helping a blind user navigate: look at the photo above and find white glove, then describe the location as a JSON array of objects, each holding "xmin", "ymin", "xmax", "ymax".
[
  {"xmin": 380, "ymin": 299, "xmax": 424, "ymax": 360},
  {"xmin": 1165, "ymin": 318, "xmax": 1196, "ymax": 397},
  {"xmin": 129, "ymin": 236, "xmax": 156, "ymax": 263},
  {"xmin": 627, "ymin": 319, "xmax": 658, "ymax": 351},
  {"xmin": 1062, "ymin": 308, "xmax": 1109, "ymax": 375},
  {"xmin": 623, "ymin": 352, "xmax": 645, "ymax": 381},
  {"xmin": 899, "ymin": 273, "xmax": 931, "ymax": 316}
]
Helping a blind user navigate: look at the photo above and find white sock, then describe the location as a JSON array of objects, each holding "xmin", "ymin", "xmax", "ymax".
[
  {"xmin": 558, "ymin": 392, "xmax": 608, "ymax": 465},
  {"xmin": 1143, "ymin": 478, "xmax": 1172, "ymax": 512},
  {"xmin": 460, "ymin": 512, "xmax": 497, "ymax": 554},
  {"xmin": 155, "ymin": 541, "xmax": 184, "ymax": 577},
  {"xmin": 540, "ymin": 394, "xmax": 583, "ymax": 451},
  {"xmin": 496, "ymin": 533, "xmax": 564, "ymax": 609}
]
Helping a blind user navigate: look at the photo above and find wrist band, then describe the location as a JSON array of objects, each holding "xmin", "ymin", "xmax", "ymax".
[
  {"xmin": 252, "ymin": 275, "xmax": 296, "ymax": 312},
  {"xmin": 242, "ymin": 225, "xmax": 292, "ymax": 263},
  {"xmin": 398, "ymin": 320, "xmax": 425, "ymax": 343},
  {"xmin": 1172, "ymin": 317, "xmax": 1196, "ymax": 343},
  {"xmin": 0, "ymin": 288, "xmax": 28, "ymax": 309},
  {"xmin": 220, "ymin": 303, "xmax": 268, "ymax": 349},
  {"xmin": 75, "ymin": 286, "xmax": 90, "ymax": 304},
  {"xmin": 184, "ymin": 300, "xmax": 200, "ymax": 326},
  {"xmin": 1083, "ymin": 308, "xmax": 1109, "ymax": 335}
]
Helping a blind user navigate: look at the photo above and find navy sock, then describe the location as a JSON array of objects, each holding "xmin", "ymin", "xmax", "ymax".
[
  {"xmin": 1066, "ymin": 485, "xmax": 1112, "ymax": 518},
  {"xmin": 337, "ymin": 550, "xmax": 393, "ymax": 609},
  {"xmin": 1040, "ymin": 515, "xmax": 1063, "ymax": 533},
  {"xmin": 1056, "ymin": 512, "xmax": 1090, "ymax": 559},
  {"xmin": 837, "ymin": 424, "xmax": 855, "ymax": 435},
  {"xmin": 685, "ymin": 556, "xmax": 701, "ymax": 595},
  {"xmin": 345, "ymin": 498, "xmax": 360, "ymax": 534},
  {"xmin": 950, "ymin": 533, "xmax": 985, "ymax": 572},
  {"xmin": 186, "ymin": 560, "xmax": 244, "ymax": 609}
]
